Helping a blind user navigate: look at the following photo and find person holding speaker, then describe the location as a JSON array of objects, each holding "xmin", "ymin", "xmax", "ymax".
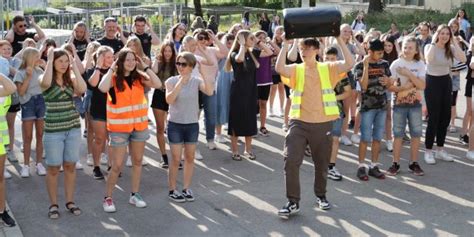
[{"xmin": 276, "ymin": 35, "xmax": 354, "ymax": 217}]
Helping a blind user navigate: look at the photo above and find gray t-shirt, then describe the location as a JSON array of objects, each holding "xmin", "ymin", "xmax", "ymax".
[
  {"xmin": 166, "ymin": 76, "xmax": 203, "ymax": 124},
  {"xmin": 13, "ymin": 68, "xmax": 44, "ymax": 104},
  {"xmin": 333, "ymin": 42, "xmax": 358, "ymax": 61},
  {"xmin": 425, "ymin": 44, "xmax": 454, "ymax": 76}
]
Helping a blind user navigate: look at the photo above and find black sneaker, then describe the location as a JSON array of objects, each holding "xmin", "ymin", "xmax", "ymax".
[
  {"xmin": 278, "ymin": 201, "xmax": 299, "ymax": 217},
  {"xmin": 93, "ymin": 167, "xmax": 104, "ymax": 180},
  {"xmin": 459, "ymin": 134, "xmax": 469, "ymax": 145},
  {"xmin": 408, "ymin": 162, "xmax": 425, "ymax": 176},
  {"xmin": 348, "ymin": 119, "xmax": 355, "ymax": 129},
  {"xmin": 316, "ymin": 196, "xmax": 331, "ymax": 210},
  {"xmin": 357, "ymin": 166, "xmax": 369, "ymax": 181},
  {"xmin": 0, "ymin": 211, "xmax": 16, "ymax": 227},
  {"xmin": 178, "ymin": 162, "xmax": 183, "ymax": 170},
  {"xmin": 161, "ymin": 155, "xmax": 169, "ymax": 169},
  {"xmin": 182, "ymin": 189, "xmax": 195, "ymax": 202},
  {"xmin": 368, "ymin": 166, "xmax": 385, "ymax": 179},
  {"xmin": 386, "ymin": 163, "xmax": 400, "ymax": 176},
  {"xmin": 168, "ymin": 190, "xmax": 186, "ymax": 203}
]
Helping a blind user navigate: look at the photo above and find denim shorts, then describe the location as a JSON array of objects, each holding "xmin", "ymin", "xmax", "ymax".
[
  {"xmin": 73, "ymin": 96, "xmax": 85, "ymax": 118},
  {"xmin": 20, "ymin": 94, "xmax": 45, "ymax": 121},
  {"xmin": 167, "ymin": 121, "xmax": 199, "ymax": 145},
  {"xmin": 393, "ymin": 105, "xmax": 423, "ymax": 138},
  {"xmin": 360, "ymin": 108, "xmax": 386, "ymax": 142},
  {"xmin": 109, "ymin": 129, "xmax": 150, "ymax": 147},
  {"xmin": 331, "ymin": 116, "xmax": 344, "ymax": 137},
  {"xmin": 43, "ymin": 128, "xmax": 81, "ymax": 166}
]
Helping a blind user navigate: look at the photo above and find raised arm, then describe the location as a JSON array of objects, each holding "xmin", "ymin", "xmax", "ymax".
[
  {"xmin": 69, "ymin": 54, "xmax": 87, "ymax": 95},
  {"xmin": 0, "ymin": 74, "xmax": 17, "ymax": 97},
  {"xmin": 5, "ymin": 28, "xmax": 14, "ymax": 43},
  {"xmin": 138, "ymin": 58, "xmax": 162, "ymax": 89},
  {"xmin": 359, "ymin": 56, "xmax": 370, "ymax": 91},
  {"xmin": 98, "ymin": 60, "xmax": 117, "ymax": 93},
  {"xmin": 257, "ymin": 40, "xmax": 274, "ymax": 58},
  {"xmin": 234, "ymin": 34, "xmax": 247, "ymax": 63},
  {"xmin": 165, "ymin": 78, "xmax": 184, "ymax": 105},
  {"xmin": 147, "ymin": 20, "xmax": 160, "ymax": 45},
  {"xmin": 30, "ymin": 16, "xmax": 46, "ymax": 42},
  {"xmin": 199, "ymin": 77, "xmax": 214, "ymax": 96},
  {"xmin": 335, "ymin": 36, "xmax": 356, "ymax": 74},
  {"xmin": 209, "ymin": 31, "xmax": 229, "ymax": 59},
  {"xmin": 287, "ymin": 40, "xmax": 299, "ymax": 62},
  {"xmin": 275, "ymin": 38, "xmax": 293, "ymax": 79},
  {"xmin": 39, "ymin": 48, "xmax": 54, "ymax": 90}
]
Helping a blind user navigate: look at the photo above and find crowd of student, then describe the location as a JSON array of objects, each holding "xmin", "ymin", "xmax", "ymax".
[{"xmin": 0, "ymin": 8, "xmax": 472, "ymax": 224}]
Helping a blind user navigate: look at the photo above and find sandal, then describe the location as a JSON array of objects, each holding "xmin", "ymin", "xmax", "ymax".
[
  {"xmin": 48, "ymin": 204, "xmax": 60, "ymax": 219},
  {"xmin": 231, "ymin": 154, "xmax": 242, "ymax": 161},
  {"xmin": 66, "ymin": 202, "xmax": 82, "ymax": 216},
  {"xmin": 244, "ymin": 152, "xmax": 256, "ymax": 160}
]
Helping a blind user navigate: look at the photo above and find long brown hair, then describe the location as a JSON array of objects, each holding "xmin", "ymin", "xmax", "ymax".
[
  {"xmin": 157, "ymin": 40, "xmax": 177, "ymax": 79},
  {"xmin": 52, "ymin": 49, "xmax": 73, "ymax": 88},
  {"xmin": 224, "ymin": 30, "xmax": 259, "ymax": 72},
  {"xmin": 402, "ymin": 36, "xmax": 421, "ymax": 61},
  {"xmin": 115, "ymin": 48, "xmax": 146, "ymax": 92},
  {"xmin": 435, "ymin": 24, "xmax": 454, "ymax": 60}
]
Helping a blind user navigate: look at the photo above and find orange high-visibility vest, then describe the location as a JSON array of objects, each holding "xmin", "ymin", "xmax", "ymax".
[{"xmin": 106, "ymin": 76, "xmax": 148, "ymax": 133}]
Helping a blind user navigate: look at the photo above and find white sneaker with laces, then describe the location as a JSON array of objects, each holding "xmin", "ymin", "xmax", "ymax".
[
  {"xmin": 195, "ymin": 149, "xmax": 203, "ymax": 160},
  {"xmin": 385, "ymin": 140, "xmax": 393, "ymax": 152},
  {"xmin": 126, "ymin": 156, "xmax": 133, "ymax": 167},
  {"xmin": 466, "ymin": 151, "xmax": 474, "ymax": 161},
  {"xmin": 340, "ymin": 135, "xmax": 353, "ymax": 146},
  {"xmin": 36, "ymin": 163, "xmax": 46, "ymax": 176},
  {"xmin": 207, "ymin": 141, "xmax": 217, "ymax": 150},
  {"xmin": 100, "ymin": 153, "xmax": 108, "ymax": 165},
  {"xmin": 86, "ymin": 154, "xmax": 93, "ymax": 166},
  {"xmin": 436, "ymin": 149, "xmax": 454, "ymax": 162},
  {"xmin": 424, "ymin": 150, "xmax": 436, "ymax": 165},
  {"xmin": 4, "ymin": 169, "xmax": 11, "ymax": 179},
  {"xmin": 215, "ymin": 134, "xmax": 226, "ymax": 143},
  {"xmin": 129, "ymin": 193, "xmax": 147, "ymax": 208},
  {"xmin": 103, "ymin": 197, "xmax": 116, "ymax": 213},
  {"xmin": 351, "ymin": 134, "xmax": 361, "ymax": 144},
  {"xmin": 75, "ymin": 161, "xmax": 83, "ymax": 170},
  {"xmin": 20, "ymin": 165, "xmax": 30, "ymax": 178}
]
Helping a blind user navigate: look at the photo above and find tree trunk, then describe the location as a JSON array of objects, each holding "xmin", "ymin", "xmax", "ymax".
[
  {"xmin": 194, "ymin": 0, "xmax": 202, "ymax": 17},
  {"xmin": 368, "ymin": 0, "xmax": 383, "ymax": 13}
]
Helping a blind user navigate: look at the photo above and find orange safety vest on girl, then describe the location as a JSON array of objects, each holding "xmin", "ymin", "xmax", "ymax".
[{"xmin": 106, "ymin": 75, "xmax": 148, "ymax": 133}]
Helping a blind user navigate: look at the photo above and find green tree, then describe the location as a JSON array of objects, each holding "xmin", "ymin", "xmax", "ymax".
[
  {"xmin": 368, "ymin": 0, "xmax": 383, "ymax": 13},
  {"xmin": 194, "ymin": 0, "xmax": 202, "ymax": 17}
]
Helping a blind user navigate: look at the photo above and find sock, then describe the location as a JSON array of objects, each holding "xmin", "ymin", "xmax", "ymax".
[
  {"xmin": 169, "ymin": 190, "xmax": 174, "ymax": 195},
  {"xmin": 358, "ymin": 163, "xmax": 365, "ymax": 168},
  {"xmin": 328, "ymin": 163, "xmax": 335, "ymax": 169},
  {"xmin": 131, "ymin": 192, "xmax": 136, "ymax": 196},
  {"xmin": 370, "ymin": 162, "xmax": 377, "ymax": 168}
]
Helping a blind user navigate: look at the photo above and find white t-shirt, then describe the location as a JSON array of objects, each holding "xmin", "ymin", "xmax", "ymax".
[{"xmin": 390, "ymin": 57, "xmax": 426, "ymax": 107}]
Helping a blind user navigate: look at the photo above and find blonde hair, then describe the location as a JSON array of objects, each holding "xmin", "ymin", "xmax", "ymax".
[
  {"xmin": 19, "ymin": 47, "xmax": 39, "ymax": 70},
  {"xmin": 126, "ymin": 36, "xmax": 148, "ymax": 61},
  {"xmin": 225, "ymin": 30, "xmax": 259, "ymax": 72}
]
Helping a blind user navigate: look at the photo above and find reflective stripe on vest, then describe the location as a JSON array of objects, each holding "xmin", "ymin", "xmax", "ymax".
[
  {"xmin": 289, "ymin": 63, "xmax": 339, "ymax": 118},
  {"xmin": 106, "ymin": 77, "xmax": 148, "ymax": 133}
]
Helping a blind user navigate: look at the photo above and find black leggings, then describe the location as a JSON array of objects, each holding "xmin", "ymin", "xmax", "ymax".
[{"xmin": 424, "ymin": 74, "xmax": 452, "ymax": 149}]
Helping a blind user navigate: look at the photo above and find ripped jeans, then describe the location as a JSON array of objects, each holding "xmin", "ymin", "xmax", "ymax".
[{"xmin": 108, "ymin": 129, "xmax": 150, "ymax": 147}]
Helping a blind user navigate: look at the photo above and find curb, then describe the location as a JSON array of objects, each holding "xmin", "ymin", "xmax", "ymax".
[{"xmin": 0, "ymin": 202, "xmax": 23, "ymax": 237}]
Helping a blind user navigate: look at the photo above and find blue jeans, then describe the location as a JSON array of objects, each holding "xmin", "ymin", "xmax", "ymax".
[
  {"xmin": 360, "ymin": 109, "xmax": 386, "ymax": 142},
  {"xmin": 393, "ymin": 105, "xmax": 423, "ymax": 138},
  {"xmin": 43, "ymin": 128, "xmax": 81, "ymax": 166},
  {"xmin": 109, "ymin": 129, "xmax": 150, "ymax": 147},
  {"xmin": 202, "ymin": 92, "xmax": 217, "ymax": 141},
  {"xmin": 331, "ymin": 115, "xmax": 344, "ymax": 137},
  {"xmin": 20, "ymin": 94, "xmax": 45, "ymax": 121},
  {"xmin": 167, "ymin": 122, "xmax": 199, "ymax": 145}
]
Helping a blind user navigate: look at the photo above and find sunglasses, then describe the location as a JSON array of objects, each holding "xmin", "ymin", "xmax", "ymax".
[
  {"xmin": 18, "ymin": 24, "xmax": 27, "ymax": 28},
  {"xmin": 175, "ymin": 62, "xmax": 188, "ymax": 67},
  {"xmin": 197, "ymin": 35, "xmax": 209, "ymax": 41}
]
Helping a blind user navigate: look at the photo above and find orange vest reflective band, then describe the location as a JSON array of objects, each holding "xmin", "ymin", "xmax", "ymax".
[{"xmin": 106, "ymin": 76, "xmax": 148, "ymax": 133}]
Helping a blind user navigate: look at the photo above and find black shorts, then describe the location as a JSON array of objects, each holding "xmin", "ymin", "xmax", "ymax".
[
  {"xmin": 8, "ymin": 103, "xmax": 20, "ymax": 113},
  {"xmin": 452, "ymin": 90, "xmax": 458, "ymax": 106},
  {"xmin": 151, "ymin": 89, "xmax": 169, "ymax": 112},
  {"xmin": 285, "ymin": 85, "xmax": 290, "ymax": 98},
  {"xmin": 257, "ymin": 85, "xmax": 271, "ymax": 101},
  {"xmin": 465, "ymin": 78, "xmax": 473, "ymax": 98},
  {"xmin": 272, "ymin": 75, "xmax": 281, "ymax": 84}
]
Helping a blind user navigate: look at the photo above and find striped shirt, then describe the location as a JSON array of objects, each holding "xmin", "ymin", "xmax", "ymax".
[{"xmin": 43, "ymin": 84, "xmax": 81, "ymax": 133}]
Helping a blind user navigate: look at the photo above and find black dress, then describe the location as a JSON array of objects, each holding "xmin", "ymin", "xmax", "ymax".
[{"xmin": 228, "ymin": 49, "xmax": 261, "ymax": 137}]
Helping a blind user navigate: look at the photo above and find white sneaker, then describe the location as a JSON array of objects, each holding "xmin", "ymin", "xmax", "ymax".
[
  {"xmin": 466, "ymin": 151, "xmax": 474, "ymax": 161},
  {"xmin": 100, "ymin": 153, "xmax": 108, "ymax": 165},
  {"xmin": 103, "ymin": 197, "xmax": 116, "ymax": 213},
  {"xmin": 36, "ymin": 163, "xmax": 46, "ymax": 176},
  {"xmin": 75, "ymin": 161, "xmax": 83, "ymax": 170},
  {"xmin": 279, "ymin": 108, "xmax": 284, "ymax": 118},
  {"xmin": 21, "ymin": 165, "xmax": 30, "ymax": 178},
  {"xmin": 86, "ymin": 154, "xmax": 93, "ymax": 166},
  {"xmin": 223, "ymin": 124, "xmax": 229, "ymax": 131},
  {"xmin": 142, "ymin": 158, "xmax": 148, "ymax": 166},
  {"xmin": 436, "ymin": 149, "xmax": 454, "ymax": 162},
  {"xmin": 282, "ymin": 124, "xmax": 289, "ymax": 132},
  {"xmin": 4, "ymin": 169, "xmax": 11, "ymax": 179},
  {"xmin": 126, "ymin": 156, "xmax": 133, "ymax": 167},
  {"xmin": 351, "ymin": 134, "xmax": 361, "ymax": 144},
  {"xmin": 207, "ymin": 141, "xmax": 217, "ymax": 150},
  {"xmin": 449, "ymin": 126, "xmax": 457, "ymax": 133},
  {"xmin": 385, "ymin": 140, "xmax": 393, "ymax": 152},
  {"xmin": 340, "ymin": 135, "xmax": 353, "ymax": 146},
  {"xmin": 129, "ymin": 193, "xmax": 147, "ymax": 208},
  {"xmin": 195, "ymin": 149, "xmax": 203, "ymax": 160},
  {"xmin": 424, "ymin": 150, "xmax": 436, "ymax": 165},
  {"xmin": 269, "ymin": 108, "xmax": 275, "ymax": 117},
  {"xmin": 215, "ymin": 134, "xmax": 226, "ymax": 143}
]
